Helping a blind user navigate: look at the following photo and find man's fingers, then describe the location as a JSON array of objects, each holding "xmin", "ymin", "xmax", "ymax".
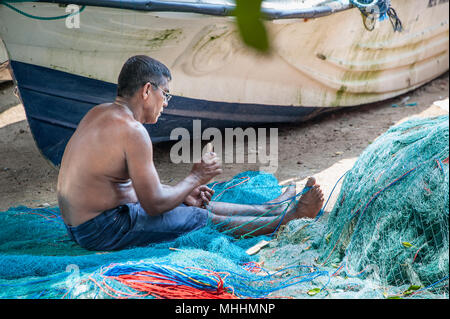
[
  {"xmin": 198, "ymin": 186, "xmax": 213, "ymax": 197},
  {"xmin": 201, "ymin": 191, "xmax": 210, "ymax": 204},
  {"xmin": 199, "ymin": 185, "xmax": 211, "ymax": 192},
  {"xmin": 200, "ymin": 185, "xmax": 215, "ymax": 196},
  {"xmin": 203, "ymin": 152, "xmax": 221, "ymax": 165},
  {"xmin": 198, "ymin": 186, "xmax": 213, "ymax": 201},
  {"xmin": 204, "ymin": 163, "xmax": 221, "ymax": 175},
  {"xmin": 203, "ymin": 152, "xmax": 218, "ymax": 162},
  {"xmin": 211, "ymin": 163, "xmax": 222, "ymax": 170},
  {"xmin": 206, "ymin": 142, "xmax": 214, "ymax": 153},
  {"xmin": 207, "ymin": 158, "xmax": 220, "ymax": 166}
]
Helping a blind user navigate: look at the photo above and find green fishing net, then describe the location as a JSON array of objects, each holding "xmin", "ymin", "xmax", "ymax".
[
  {"xmin": 321, "ymin": 115, "xmax": 448, "ymax": 287},
  {"xmin": 261, "ymin": 115, "xmax": 449, "ymax": 298}
]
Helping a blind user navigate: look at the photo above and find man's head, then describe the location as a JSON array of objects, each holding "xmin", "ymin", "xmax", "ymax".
[{"xmin": 117, "ymin": 55, "xmax": 172, "ymax": 124}]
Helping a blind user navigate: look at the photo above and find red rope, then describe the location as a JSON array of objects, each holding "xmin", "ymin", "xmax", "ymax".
[
  {"xmin": 242, "ymin": 261, "xmax": 263, "ymax": 273},
  {"xmin": 413, "ymin": 247, "xmax": 422, "ymax": 263},
  {"xmin": 12, "ymin": 211, "xmax": 57, "ymax": 222},
  {"xmin": 110, "ymin": 271, "xmax": 238, "ymax": 299}
]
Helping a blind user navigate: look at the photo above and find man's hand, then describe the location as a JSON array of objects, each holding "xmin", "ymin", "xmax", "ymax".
[
  {"xmin": 191, "ymin": 150, "xmax": 222, "ymax": 185},
  {"xmin": 183, "ymin": 185, "xmax": 215, "ymax": 208}
]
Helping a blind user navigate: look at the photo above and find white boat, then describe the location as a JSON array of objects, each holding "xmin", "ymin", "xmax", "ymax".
[
  {"xmin": 0, "ymin": 39, "xmax": 11, "ymax": 82},
  {"xmin": 0, "ymin": 0, "xmax": 448, "ymax": 166}
]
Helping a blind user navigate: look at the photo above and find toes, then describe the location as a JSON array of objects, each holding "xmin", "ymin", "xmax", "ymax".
[
  {"xmin": 313, "ymin": 185, "xmax": 323, "ymax": 193},
  {"xmin": 312, "ymin": 186, "xmax": 324, "ymax": 201},
  {"xmin": 306, "ymin": 177, "xmax": 316, "ymax": 187},
  {"xmin": 319, "ymin": 192, "xmax": 325, "ymax": 202}
]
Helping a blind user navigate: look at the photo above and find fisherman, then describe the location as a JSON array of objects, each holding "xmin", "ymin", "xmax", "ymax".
[{"xmin": 57, "ymin": 55, "xmax": 324, "ymax": 251}]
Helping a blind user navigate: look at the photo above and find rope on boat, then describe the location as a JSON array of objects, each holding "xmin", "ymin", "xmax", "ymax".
[
  {"xmin": 0, "ymin": 0, "xmax": 85, "ymax": 20},
  {"xmin": 350, "ymin": 0, "xmax": 402, "ymax": 32}
]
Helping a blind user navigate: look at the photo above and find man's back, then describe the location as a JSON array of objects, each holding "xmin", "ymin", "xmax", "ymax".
[{"xmin": 57, "ymin": 104, "xmax": 138, "ymax": 226}]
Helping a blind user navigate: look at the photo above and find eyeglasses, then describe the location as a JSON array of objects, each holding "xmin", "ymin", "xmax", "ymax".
[{"xmin": 150, "ymin": 82, "xmax": 172, "ymax": 102}]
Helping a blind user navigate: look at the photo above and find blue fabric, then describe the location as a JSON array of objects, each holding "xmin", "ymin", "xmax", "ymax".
[{"xmin": 65, "ymin": 203, "xmax": 208, "ymax": 251}]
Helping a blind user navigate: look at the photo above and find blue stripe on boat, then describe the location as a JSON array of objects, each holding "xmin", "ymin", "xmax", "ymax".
[{"xmin": 10, "ymin": 60, "xmax": 327, "ymax": 166}]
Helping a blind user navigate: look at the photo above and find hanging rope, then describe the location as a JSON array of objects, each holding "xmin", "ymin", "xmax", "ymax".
[
  {"xmin": 386, "ymin": 6, "xmax": 403, "ymax": 32},
  {"xmin": 0, "ymin": 1, "xmax": 85, "ymax": 20},
  {"xmin": 350, "ymin": 0, "xmax": 402, "ymax": 32}
]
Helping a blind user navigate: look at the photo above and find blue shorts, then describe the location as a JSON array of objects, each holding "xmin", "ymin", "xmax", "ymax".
[{"xmin": 64, "ymin": 203, "xmax": 209, "ymax": 251}]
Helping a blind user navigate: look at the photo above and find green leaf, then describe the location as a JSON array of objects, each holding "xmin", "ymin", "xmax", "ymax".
[
  {"xmin": 307, "ymin": 288, "xmax": 321, "ymax": 296},
  {"xmin": 402, "ymin": 242, "xmax": 413, "ymax": 248},
  {"xmin": 407, "ymin": 285, "xmax": 421, "ymax": 291},
  {"xmin": 403, "ymin": 284, "xmax": 421, "ymax": 296},
  {"xmin": 386, "ymin": 295, "xmax": 403, "ymax": 299},
  {"xmin": 234, "ymin": 0, "xmax": 270, "ymax": 53}
]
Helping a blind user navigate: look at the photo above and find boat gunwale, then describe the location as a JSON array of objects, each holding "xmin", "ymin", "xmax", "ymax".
[{"xmin": 22, "ymin": 0, "xmax": 354, "ymax": 19}]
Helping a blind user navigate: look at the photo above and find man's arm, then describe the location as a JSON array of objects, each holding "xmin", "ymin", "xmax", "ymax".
[
  {"xmin": 125, "ymin": 123, "xmax": 221, "ymax": 216},
  {"xmin": 162, "ymin": 184, "xmax": 214, "ymax": 207}
]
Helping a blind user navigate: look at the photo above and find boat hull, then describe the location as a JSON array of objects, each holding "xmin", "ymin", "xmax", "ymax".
[
  {"xmin": 0, "ymin": 39, "xmax": 11, "ymax": 82},
  {"xmin": 0, "ymin": 0, "xmax": 449, "ymax": 166},
  {"xmin": 0, "ymin": 1, "xmax": 448, "ymax": 106}
]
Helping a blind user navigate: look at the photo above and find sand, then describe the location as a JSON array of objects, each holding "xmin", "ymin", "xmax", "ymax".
[{"xmin": 0, "ymin": 72, "xmax": 448, "ymax": 212}]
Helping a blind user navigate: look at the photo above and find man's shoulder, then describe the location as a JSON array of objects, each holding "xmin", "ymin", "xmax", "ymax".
[
  {"xmin": 82, "ymin": 104, "xmax": 151, "ymax": 148},
  {"xmin": 110, "ymin": 115, "xmax": 151, "ymax": 146},
  {"xmin": 121, "ymin": 117, "xmax": 148, "ymax": 137},
  {"xmin": 92, "ymin": 105, "xmax": 144, "ymax": 133}
]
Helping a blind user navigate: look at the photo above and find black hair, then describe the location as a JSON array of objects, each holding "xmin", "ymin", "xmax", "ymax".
[{"xmin": 117, "ymin": 55, "xmax": 172, "ymax": 98}]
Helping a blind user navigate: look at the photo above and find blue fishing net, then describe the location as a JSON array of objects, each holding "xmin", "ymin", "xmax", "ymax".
[
  {"xmin": 208, "ymin": 170, "xmax": 282, "ymax": 205},
  {"xmin": 0, "ymin": 172, "xmax": 281, "ymax": 298}
]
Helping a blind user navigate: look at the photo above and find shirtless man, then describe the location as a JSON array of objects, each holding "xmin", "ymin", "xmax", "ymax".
[{"xmin": 57, "ymin": 55, "xmax": 324, "ymax": 251}]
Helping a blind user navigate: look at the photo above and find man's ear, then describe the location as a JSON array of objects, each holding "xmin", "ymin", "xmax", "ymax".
[{"xmin": 142, "ymin": 82, "xmax": 152, "ymax": 99}]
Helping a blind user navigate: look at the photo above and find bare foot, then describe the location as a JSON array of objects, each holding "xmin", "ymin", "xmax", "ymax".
[
  {"xmin": 266, "ymin": 185, "xmax": 296, "ymax": 204},
  {"xmin": 284, "ymin": 177, "xmax": 324, "ymax": 222},
  {"xmin": 259, "ymin": 185, "xmax": 297, "ymax": 216}
]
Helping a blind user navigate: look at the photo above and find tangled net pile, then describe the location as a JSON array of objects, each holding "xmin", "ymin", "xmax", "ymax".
[
  {"xmin": 263, "ymin": 115, "xmax": 449, "ymax": 298},
  {"xmin": 0, "ymin": 116, "xmax": 448, "ymax": 299},
  {"xmin": 320, "ymin": 115, "xmax": 448, "ymax": 291}
]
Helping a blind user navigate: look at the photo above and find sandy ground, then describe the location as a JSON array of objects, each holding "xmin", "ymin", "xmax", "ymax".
[{"xmin": 0, "ymin": 72, "xmax": 448, "ymax": 212}]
